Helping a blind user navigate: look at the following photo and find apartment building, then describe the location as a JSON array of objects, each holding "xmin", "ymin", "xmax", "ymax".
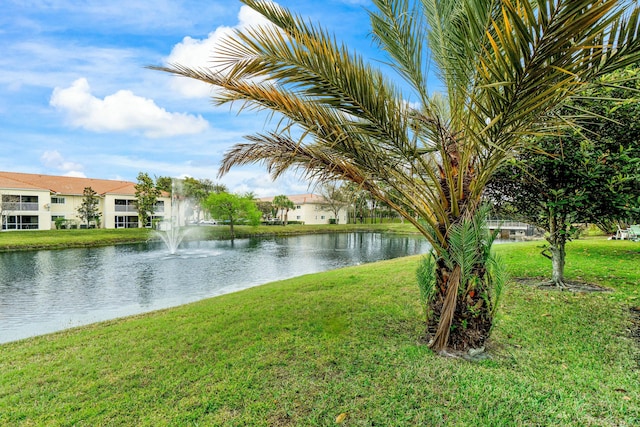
[
  {"xmin": 259, "ymin": 193, "xmax": 348, "ymax": 225},
  {"xmin": 0, "ymin": 171, "xmax": 170, "ymax": 230}
]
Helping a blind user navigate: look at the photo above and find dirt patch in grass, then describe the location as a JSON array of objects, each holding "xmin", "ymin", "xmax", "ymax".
[{"xmin": 513, "ymin": 277, "xmax": 612, "ymax": 293}]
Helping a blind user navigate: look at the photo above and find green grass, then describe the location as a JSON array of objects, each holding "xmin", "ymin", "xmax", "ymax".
[
  {"xmin": 0, "ymin": 223, "xmax": 419, "ymax": 252},
  {"xmin": 0, "ymin": 239, "xmax": 638, "ymax": 425},
  {"xmin": 0, "ymin": 228, "xmax": 154, "ymax": 251}
]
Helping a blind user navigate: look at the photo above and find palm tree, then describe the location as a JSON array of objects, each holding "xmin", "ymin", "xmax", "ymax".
[
  {"xmin": 152, "ymin": 0, "xmax": 640, "ymax": 353},
  {"xmin": 272, "ymin": 194, "xmax": 295, "ymax": 225}
]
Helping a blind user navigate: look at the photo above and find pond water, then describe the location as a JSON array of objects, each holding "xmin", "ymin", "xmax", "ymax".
[{"xmin": 0, "ymin": 233, "xmax": 431, "ymax": 343}]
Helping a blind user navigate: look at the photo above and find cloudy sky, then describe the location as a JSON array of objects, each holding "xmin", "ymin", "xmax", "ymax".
[{"xmin": 0, "ymin": 0, "xmax": 382, "ymax": 196}]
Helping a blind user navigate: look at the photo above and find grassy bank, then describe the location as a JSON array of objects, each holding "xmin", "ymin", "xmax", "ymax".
[
  {"xmin": 0, "ymin": 223, "xmax": 418, "ymax": 252},
  {"xmin": 1, "ymin": 239, "xmax": 638, "ymax": 425}
]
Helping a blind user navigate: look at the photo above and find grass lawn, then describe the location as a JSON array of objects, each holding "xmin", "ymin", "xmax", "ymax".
[{"xmin": 0, "ymin": 238, "xmax": 638, "ymax": 425}]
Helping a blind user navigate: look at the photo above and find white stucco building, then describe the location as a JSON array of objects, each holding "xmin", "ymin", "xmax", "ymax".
[
  {"xmin": 259, "ymin": 193, "xmax": 349, "ymax": 225},
  {"xmin": 0, "ymin": 171, "xmax": 171, "ymax": 230}
]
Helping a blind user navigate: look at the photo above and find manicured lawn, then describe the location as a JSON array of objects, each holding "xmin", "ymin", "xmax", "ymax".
[
  {"xmin": 0, "ymin": 228, "xmax": 154, "ymax": 251},
  {"xmin": 0, "ymin": 239, "xmax": 638, "ymax": 425}
]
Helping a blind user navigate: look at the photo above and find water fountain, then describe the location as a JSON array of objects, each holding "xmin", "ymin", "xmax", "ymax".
[
  {"xmin": 155, "ymin": 180, "xmax": 191, "ymax": 254},
  {"xmin": 156, "ymin": 221, "xmax": 189, "ymax": 255}
]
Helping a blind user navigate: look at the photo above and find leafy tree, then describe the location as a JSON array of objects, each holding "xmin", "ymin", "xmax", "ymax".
[
  {"xmin": 317, "ymin": 181, "xmax": 348, "ymax": 224},
  {"xmin": 342, "ymin": 183, "xmax": 369, "ymax": 224},
  {"xmin": 256, "ymin": 200, "xmax": 274, "ymax": 220},
  {"xmin": 155, "ymin": 0, "xmax": 640, "ymax": 352},
  {"xmin": 134, "ymin": 172, "xmax": 161, "ymax": 228},
  {"xmin": 183, "ymin": 177, "xmax": 227, "ymax": 223},
  {"xmin": 486, "ymin": 67, "xmax": 640, "ymax": 286},
  {"xmin": 155, "ymin": 176, "xmax": 173, "ymax": 193},
  {"xmin": 77, "ymin": 186, "xmax": 100, "ymax": 228},
  {"xmin": 203, "ymin": 192, "xmax": 261, "ymax": 239},
  {"xmin": 272, "ymin": 194, "xmax": 295, "ymax": 226}
]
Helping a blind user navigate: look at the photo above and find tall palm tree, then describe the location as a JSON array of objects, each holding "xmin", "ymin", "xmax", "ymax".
[{"xmin": 152, "ymin": 0, "xmax": 640, "ymax": 353}]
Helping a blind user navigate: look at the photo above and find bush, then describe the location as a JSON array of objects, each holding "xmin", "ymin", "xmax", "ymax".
[{"xmin": 54, "ymin": 218, "xmax": 67, "ymax": 230}]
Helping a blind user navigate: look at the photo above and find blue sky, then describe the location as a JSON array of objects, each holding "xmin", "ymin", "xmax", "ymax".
[{"xmin": 0, "ymin": 0, "xmax": 380, "ymax": 196}]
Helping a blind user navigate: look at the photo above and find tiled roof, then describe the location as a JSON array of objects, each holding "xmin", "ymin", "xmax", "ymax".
[
  {"xmin": 258, "ymin": 193, "xmax": 328, "ymax": 204},
  {"xmin": 0, "ymin": 171, "xmax": 137, "ymax": 196}
]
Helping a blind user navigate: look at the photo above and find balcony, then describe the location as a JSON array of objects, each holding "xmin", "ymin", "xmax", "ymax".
[
  {"xmin": 3, "ymin": 202, "xmax": 39, "ymax": 211},
  {"xmin": 114, "ymin": 205, "xmax": 137, "ymax": 213}
]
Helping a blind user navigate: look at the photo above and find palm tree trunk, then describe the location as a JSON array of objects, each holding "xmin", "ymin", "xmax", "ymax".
[{"xmin": 428, "ymin": 259, "xmax": 493, "ymax": 352}]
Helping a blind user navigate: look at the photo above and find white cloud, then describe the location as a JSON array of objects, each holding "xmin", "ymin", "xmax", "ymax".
[
  {"xmin": 50, "ymin": 78, "xmax": 209, "ymax": 138},
  {"xmin": 64, "ymin": 170, "xmax": 88, "ymax": 178},
  {"xmin": 164, "ymin": 5, "xmax": 273, "ymax": 99},
  {"xmin": 40, "ymin": 150, "xmax": 85, "ymax": 177}
]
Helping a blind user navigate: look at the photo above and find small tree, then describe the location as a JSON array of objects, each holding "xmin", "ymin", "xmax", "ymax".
[
  {"xmin": 487, "ymin": 66, "xmax": 640, "ymax": 287},
  {"xmin": 134, "ymin": 172, "xmax": 161, "ymax": 228},
  {"xmin": 342, "ymin": 183, "xmax": 369, "ymax": 224},
  {"xmin": 317, "ymin": 181, "xmax": 348, "ymax": 224},
  {"xmin": 77, "ymin": 186, "xmax": 100, "ymax": 228},
  {"xmin": 256, "ymin": 200, "xmax": 274, "ymax": 221},
  {"xmin": 272, "ymin": 195, "xmax": 295, "ymax": 226},
  {"xmin": 203, "ymin": 192, "xmax": 261, "ymax": 239},
  {"xmin": 183, "ymin": 177, "xmax": 228, "ymax": 223}
]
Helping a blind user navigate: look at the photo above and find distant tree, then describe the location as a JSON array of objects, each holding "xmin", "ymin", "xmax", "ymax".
[
  {"xmin": 155, "ymin": 176, "xmax": 173, "ymax": 193},
  {"xmin": 256, "ymin": 200, "xmax": 274, "ymax": 220},
  {"xmin": 134, "ymin": 172, "xmax": 162, "ymax": 228},
  {"xmin": 272, "ymin": 195, "xmax": 295, "ymax": 226},
  {"xmin": 342, "ymin": 183, "xmax": 368, "ymax": 224},
  {"xmin": 317, "ymin": 181, "xmax": 348, "ymax": 224},
  {"xmin": 77, "ymin": 186, "xmax": 100, "ymax": 228},
  {"xmin": 487, "ymin": 66, "xmax": 640, "ymax": 286},
  {"xmin": 203, "ymin": 192, "xmax": 261, "ymax": 239},
  {"xmin": 183, "ymin": 177, "xmax": 228, "ymax": 223}
]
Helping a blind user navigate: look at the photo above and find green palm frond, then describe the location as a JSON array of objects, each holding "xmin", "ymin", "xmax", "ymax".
[
  {"xmin": 448, "ymin": 219, "xmax": 481, "ymax": 284},
  {"xmin": 486, "ymin": 252, "xmax": 508, "ymax": 316},
  {"xmin": 416, "ymin": 251, "xmax": 437, "ymax": 319}
]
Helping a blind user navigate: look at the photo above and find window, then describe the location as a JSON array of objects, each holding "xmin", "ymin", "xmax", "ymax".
[
  {"xmin": 296, "ymin": 205, "xmax": 301, "ymax": 209},
  {"xmin": 153, "ymin": 200, "xmax": 165, "ymax": 213},
  {"xmin": 2, "ymin": 215, "xmax": 39, "ymax": 230},
  {"xmin": 115, "ymin": 216, "xmax": 138, "ymax": 228},
  {"xmin": 51, "ymin": 197, "xmax": 65, "ymax": 204}
]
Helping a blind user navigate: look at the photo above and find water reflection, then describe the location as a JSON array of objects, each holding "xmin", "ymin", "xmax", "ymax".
[{"xmin": 0, "ymin": 233, "xmax": 430, "ymax": 343}]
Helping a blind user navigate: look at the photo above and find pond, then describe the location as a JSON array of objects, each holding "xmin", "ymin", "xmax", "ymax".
[{"xmin": 0, "ymin": 232, "xmax": 431, "ymax": 343}]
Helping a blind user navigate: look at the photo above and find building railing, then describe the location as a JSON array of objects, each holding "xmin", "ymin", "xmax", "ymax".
[
  {"xmin": 114, "ymin": 205, "xmax": 137, "ymax": 212},
  {"xmin": 486, "ymin": 220, "xmax": 530, "ymax": 229},
  {"xmin": 2, "ymin": 202, "xmax": 39, "ymax": 211}
]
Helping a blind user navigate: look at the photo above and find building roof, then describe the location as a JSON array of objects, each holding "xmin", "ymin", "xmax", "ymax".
[
  {"xmin": 258, "ymin": 193, "xmax": 329, "ymax": 204},
  {"xmin": 0, "ymin": 171, "xmax": 137, "ymax": 196}
]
